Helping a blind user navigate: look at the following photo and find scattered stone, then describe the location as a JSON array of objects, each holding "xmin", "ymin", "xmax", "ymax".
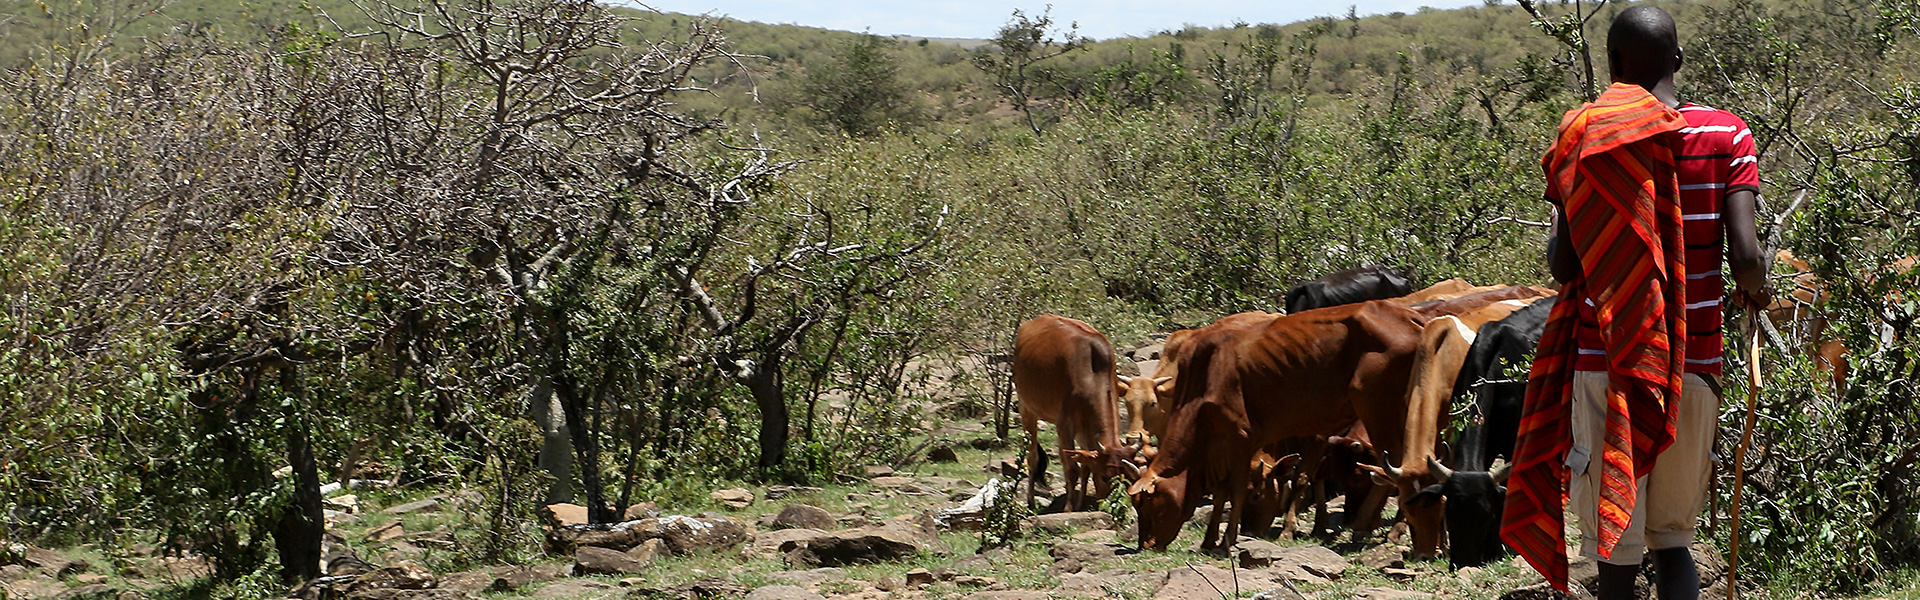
[
  {"xmin": 56, "ymin": 584, "xmax": 115, "ymax": 599},
  {"xmin": 966, "ymin": 592, "xmax": 1048, "ymax": 600},
  {"xmin": 784, "ymin": 520, "xmax": 944, "ymax": 567},
  {"xmin": 75, "ymin": 573, "xmax": 107, "ymax": 585},
  {"xmin": 351, "ymin": 561, "xmax": 438, "ymax": 592},
  {"xmin": 1354, "ymin": 587, "xmax": 1433, "ymax": 600},
  {"xmin": 1129, "ymin": 343, "xmax": 1166, "ymax": 361},
  {"xmin": 768, "ymin": 567, "xmax": 846, "ymax": 587},
  {"xmin": 745, "ymin": 585, "xmax": 824, "ymax": 600},
  {"xmin": 1048, "ymin": 542, "xmax": 1129, "ymax": 574},
  {"xmin": 342, "ymin": 590, "xmax": 471, "ymax": 600},
  {"xmin": 619, "ymin": 577, "xmax": 646, "ymax": 588},
  {"xmin": 773, "ymin": 505, "xmax": 835, "ymax": 531},
  {"xmin": 548, "ymin": 514, "xmax": 747, "ymax": 555},
  {"xmin": 1155, "ymin": 565, "xmax": 1279, "ymax": 600},
  {"xmin": 1497, "ymin": 582, "xmax": 1568, "ymax": 600},
  {"xmin": 862, "ymin": 465, "xmax": 894, "ymax": 478},
  {"xmin": 1029, "ymin": 511, "xmax": 1115, "ymax": 534},
  {"xmin": 629, "ymin": 538, "xmax": 669, "ymax": 564},
  {"xmin": 905, "ymin": 569, "xmax": 936, "ymax": 588},
  {"xmin": 366, "ymin": 520, "xmax": 407, "ymax": 543},
  {"xmin": 753, "ymin": 529, "xmax": 828, "ymax": 556},
  {"xmin": 532, "ymin": 579, "xmax": 619, "ymax": 600},
  {"xmin": 1381, "ymin": 567, "xmax": 1420, "ymax": 581},
  {"xmin": 984, "ymin": 457, "xmax": 1020, "ymax": 475},
  {"xmin": 0, "ymin": 564, "xmax": 28, "ymax": 581},
  {"xmin": 488, "ymin": 564, "xmax": 569, "ymax": 592},
  {"xmin": 541, "ymin": 503, "xmax": 593, "ymax": 526},
  {"xmin": 326, "ymin": 494, "xmax": 360, "ymax": 513},
  {"xmin": 872, "ymin": 576, "xmax": 900, "ymax": 592},
  {"xmin": 711, "ymin": 488, "xmax": 755, "ymax": 510},
  {"xmin": 435, "ymin": 569, "xmax": 497, "ymax": 594},
  {"xmin": 928, "ymin": 446, "xmax": 960, "ymax": 463},
  {"xmin": 22, "ymin": 546, "xmax": 86, "ymax": 576},
  {"xmin": 382, "ymin": 498, "xmax": 441, "ymax": 515},
  {"xmin": 618, "ymin": 502, "xmax": 659, "ymax": 522},
  {"xmin": 632, "ymin": 578, "xmax": 749, "ymax": 600},
  {"xmin": 1357, "ymin": 543, "xmax": 1405, "ymax": 570},
  {"xmin": 573, "ymin": 545, "xmax": 652, "ymax": 576},
  {"xmin": 954, "ymin": 575, "xmax": 996, "ymax": 588},
  {"xmin": 1238, "ymin": 542, "xmax": 1349, "ymax": 581}
]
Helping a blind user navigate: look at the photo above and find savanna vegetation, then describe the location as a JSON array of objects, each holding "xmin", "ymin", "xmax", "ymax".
[{"xmin": 1, "ymin": 0, "xmax": 1917, "ymax": 598}]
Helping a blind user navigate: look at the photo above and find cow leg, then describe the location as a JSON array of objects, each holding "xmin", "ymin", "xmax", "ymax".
[
  {"xmin": 1278, "ymin": 478, "xmax": 1300, "ymax": 541},
  {"xmin": 1023, "ymin": 412, "xmax": 1045, "ymax": 510},
  {"xmin": 1312, "ymin": 480, "xmax": 1329, "ymax": 537},
  {"xmin": 1350, "ymin": 484, "xmax": 1393, "ymax": 537},
  {"xmin": 1224, "ymin": 476, "xmax": 1250, "ymax": 553},
  {"xmin": 1202, "ymin": 493, "xmax": 1227, "ymax": 552}
]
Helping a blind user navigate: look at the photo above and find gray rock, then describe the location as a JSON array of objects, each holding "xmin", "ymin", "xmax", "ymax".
[
  {"xmin": 1, "ymin": 564, "xmax": 30, "ymax": 581},
  {"xmin": 382, "ymin": 498, "xmax": 442, "ymax": 515},
  {"xmin": 350, "ymin": 561, "xmax": 437, "ymax": 592},
  {"xmin": 622, "ymin": 502, "xmax": 660, "ymax": 521},
  {"xmin": 863, "ymin": 465, "xmax": 895, "ymax": 478},
  {"xmin": 532, "ymin": 580, "xmax": 620, "ymax": 600},
  {"xmin": 1239, "ymin": 542, "xmax": 1349, "ymax": 581},
  {"xmin": 1030, "ymin": 511, "xmax": 1116, "ymax": 534},
  {"xmin": 785, "ymin": 526, "xmax": 927, "ymax": 567},
  {"xmin": 344, "ymin": 590, "xmax": 474, "ymax": 600},
  {"xmin": 56, "ymin": 584, "xmax": 115, "ymax": 600},
  {"xmin": 868, "ymin": 476, "xmax": 917, "ymax": 489},
  {"xmin": 772, "ymin": 505, "xmax": 835, "ymax": 531},
  {"xmin": 1155, "ymin": 565, "xmax": 1280, "ymax": 600},
  {"xmin": 753, "ymin": 529, "xmax": 828, "ymax": 556},
  {"xmin": 905, "ymin": 568, "xmax": 936, "ymax": 588},
  {"xmin": 767, "ymin": 567, "xmax": 845, "ymax": 587},
  {"xmin": 928, "ymin": 446, "xmax": 960, "ymax": 463},
  {"xmin": 1354, "ymin": 587, "xmax": 1433, "ymax": 600},
  {"xmin": 573, "ymin": 546, "xmax": 651, "ymax": 576},
  {"xmin": 711, "ymin": 488, "xmax": 754, "ymax": 509},
  {"xmin": 965, "ymin": 593, "xmax": 1049, "ymax": 600},
  {"xmin": 22, "ymin": 546, "xmax": 86, "ymax": 576},
  {"xmin": 1048, "ymin": 542, "xmax": 1129, "ymax": 574},
  {"xmin": 549, "ymin": 514, "xmax": 747, "ymax": 556},
  {"xmin": 745, "ymin": 585, "xmax": 823, "ymax": 600}
]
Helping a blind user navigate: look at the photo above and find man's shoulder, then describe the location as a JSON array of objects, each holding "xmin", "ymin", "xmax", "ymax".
[{"xmin": 1678, "ymin": 103, "xmax": 1750, "ymax": 128}]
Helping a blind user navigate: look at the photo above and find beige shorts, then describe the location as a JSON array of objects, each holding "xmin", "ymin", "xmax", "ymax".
[{"xmin": 1567, "ymin": 371, "xmax": 1719, "ymax": 565}]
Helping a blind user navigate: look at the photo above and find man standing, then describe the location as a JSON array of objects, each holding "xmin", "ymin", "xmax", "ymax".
[{"xmin": 1503, "ymin": 6, "xmax": 1771, "ymax": 600}]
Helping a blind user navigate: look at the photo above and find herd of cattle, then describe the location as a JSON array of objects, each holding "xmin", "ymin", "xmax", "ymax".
[
  {"xmin": 1012, "ymin": 266, "xmax": 1557, "ymax": 569},
  {"xmin": 1007, "ymin": 251, "xmax": 1899, "ymax": 569}
]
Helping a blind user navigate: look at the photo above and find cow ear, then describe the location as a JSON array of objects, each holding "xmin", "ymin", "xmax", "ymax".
[
  {"xmin": 1154, "ymin": 378, "xmax": 1175, "ymax": 394},
  {"xmin": 1408, "ymin": 484, "xmax": 1445, "ymax": 508},
  {"xmin": 1362, "ymin": 465, "xmax": 1394, "ymax": 487}
]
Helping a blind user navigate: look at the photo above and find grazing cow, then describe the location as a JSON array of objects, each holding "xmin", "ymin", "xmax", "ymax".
[
  {"xmin": 1013, "ymin": 315, "xmax": 1136, "ymax": 512},
  {"xmin": 1411, "ymin": 296, "xmax": 1557, "ymax": 569},
  {"xmin": 1394, "ymin": 278, "xmax": 1498, "ymax": 305},
  {"xmin": 1284, "ymin": 266, "xmax": 1415, "ymax": 314},
  {"xmin": 1367, "ymin": 287, "xmax": 1552, "ymax": 560},
  {"xmin": 1120, "ymin": 312, "xmax": 1279, "ymax": 448},
  {"xmin": 1130, "ymin": 301, "xmax": 1429, "ymax": 552}
]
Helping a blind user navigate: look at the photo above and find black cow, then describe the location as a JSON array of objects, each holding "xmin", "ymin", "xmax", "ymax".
[
  {"xmin": 1417, "ymin": 296, "xmax": 1555, "ymax": 569},
  {"xmin": 1283, "ymin": 266, "xmax": 1415, "ymax": 314}
]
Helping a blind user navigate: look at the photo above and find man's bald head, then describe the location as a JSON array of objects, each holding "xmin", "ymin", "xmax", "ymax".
[{"xmin": 1608, "ymin": 5, "xmax": 1682, "ymax": 85}]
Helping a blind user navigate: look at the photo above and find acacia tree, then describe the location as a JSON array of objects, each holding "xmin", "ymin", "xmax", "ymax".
[
  {"xmin": 800, "ymin": 33, "xmax": 918, "ymax": 137},
  {"xmin": 973, "ymin": 7, "xmax": 1085, "ymax": 135}
]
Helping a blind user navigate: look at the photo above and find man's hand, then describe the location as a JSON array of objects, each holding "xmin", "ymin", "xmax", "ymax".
[{"xmin": 1733, "ymin": 285, "xmax": 1773, "ymax": 311}]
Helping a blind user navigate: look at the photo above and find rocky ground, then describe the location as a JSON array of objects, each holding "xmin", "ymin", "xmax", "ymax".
[{"xmin": 3, "ymin": 393, "xmax": 1916, "ymax": 600}]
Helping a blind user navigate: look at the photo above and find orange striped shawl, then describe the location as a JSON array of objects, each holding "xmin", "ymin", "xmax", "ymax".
[{"xmin": 1502, "ymin": 83, "xmax": 1688, "ymax": 591}]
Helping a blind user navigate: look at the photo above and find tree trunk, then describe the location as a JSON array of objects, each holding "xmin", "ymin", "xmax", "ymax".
[
  {"xmin": 557, "ymin": 375, "xmax": 613, "ymax": 523},
  {"xmin": 273, "ymin": 368, "xmax": 324, "ymax": 584},
  {"xmin": 742, "ymin": 355, "xmax": 789, "ymax": 474},
  {"xmin": 530, "ymin": 379, "xmax": 575, "ymax": 505}
]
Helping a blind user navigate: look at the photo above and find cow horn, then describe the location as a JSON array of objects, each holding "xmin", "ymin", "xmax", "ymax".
[
  {"xmin": 1380, "ymin": 450, "xmax": 1404, "ymax": 480},
  {"xmin": 1153, "ymin": 376, "xmax": 1173, "ymax": 386},
  {"xmin": 1121, "ymin": 459, "xmax": 1142, "ymax": 479},
  {"xmin": 1427, "ymin": 456, "xmax": 1454, "ymax": 481},
  {"xmin": 1118, "ymin": 375, "xmax": 1136, "ymax": 386},
  {"xmin": 1490, "ymin": 458, "xmax": 1513, "ymax": 484}
]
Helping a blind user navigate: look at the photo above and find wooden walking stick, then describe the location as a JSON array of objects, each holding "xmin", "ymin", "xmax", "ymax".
[{"xmin": 1725, "ymin": 309, "xmax": 1764, "ymax": 600}]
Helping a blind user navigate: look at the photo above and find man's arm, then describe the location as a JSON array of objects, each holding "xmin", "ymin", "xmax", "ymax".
[
  {"xmin": 1724, "ymin": 189, "xmax": 1771, "ymax": 308},
  {"xmin": 1549, "ymin": 206, "xmax": 1582, "ymax": 285}
]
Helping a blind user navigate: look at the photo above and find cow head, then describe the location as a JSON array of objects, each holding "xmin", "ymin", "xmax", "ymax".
[
  {"xmin": 1117, "ymin": 375, "xmax": 1174, "ymax": 448},
  {"xmin": 1362, "ymin": 450, "xmax": 1448, "ymax": 561},
  {"xmin": 1062, "ymin": 447, "xmax": 1142, "ymax": 501},
  {"xmin": 1413, "ymin": 458, "xmax": 1513, "ymax": 568},
  {"xmin": 1128, "ymin": 470, "xmax": 1192, "ymax": 550}
]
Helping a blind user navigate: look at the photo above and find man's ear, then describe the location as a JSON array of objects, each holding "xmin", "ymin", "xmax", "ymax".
[{"xmin": 1674, "ymin": 46, "xmax": 1685, "ymax": 72}]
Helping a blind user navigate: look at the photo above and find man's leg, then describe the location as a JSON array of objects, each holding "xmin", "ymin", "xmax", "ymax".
[
  {"xmin": 1643, "ymin": 374, "xmax": 1721, "ymax": 600},
  {"xmin": 1570, "ymin": 372, "xmax": 1651, "ymax": 600}
]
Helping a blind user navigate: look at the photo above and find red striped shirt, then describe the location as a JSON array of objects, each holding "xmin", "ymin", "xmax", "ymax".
[{"xmin": 1564, "ymin": 103, "xmax": 1760, "ymax": 374}]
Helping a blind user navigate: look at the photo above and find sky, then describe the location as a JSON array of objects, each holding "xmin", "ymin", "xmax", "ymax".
[{"xmin": 627, "ymin": 0, "xmax": 1489, "ymax": 41}]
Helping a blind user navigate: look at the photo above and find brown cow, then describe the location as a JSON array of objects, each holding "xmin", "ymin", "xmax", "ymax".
[
  {"xmin": 1121, "ymin": 312, "xmax": 1280, "ymax": 448},
  {"xmin": 1013, "ymin": 315, "xmax": 1136, "ymax": 512},
  {"xmin": 1365, "ymin": 289, "xmax": 1553, "ymax": 559},
  {"xmin": 1393, "ymin": 278, "xmax": 1498, "ymax": 305},
  {"xmin": 1129, "ymin": 301, "xmax": 1430, "ymax": 552}
]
